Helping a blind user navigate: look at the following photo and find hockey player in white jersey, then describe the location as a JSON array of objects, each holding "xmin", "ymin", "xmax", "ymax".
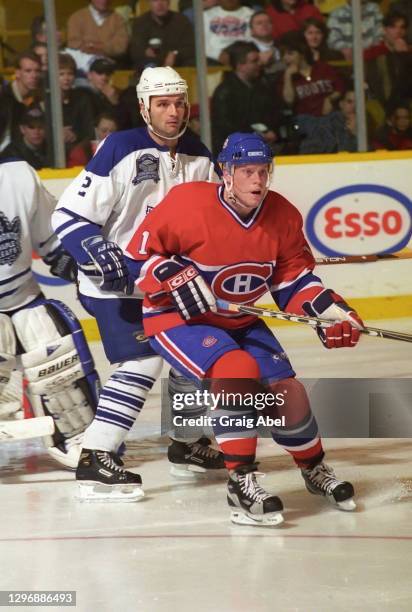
[
  {"xmin": 52, "ymin": 67, "xmax": 224, "ymax": 502},
  {"xmin": 0, "ymin": 158, "xmax": 100, "ymax": 468}
]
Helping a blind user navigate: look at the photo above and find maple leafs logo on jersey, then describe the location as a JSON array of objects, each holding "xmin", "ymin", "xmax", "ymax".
[
  {"xmin": 132, "ymin": 154, "xmax": 160, "ymax": 185},
  {"xmin": 0, "ymin": 212, "xmax": 22, "ymax": 266}
]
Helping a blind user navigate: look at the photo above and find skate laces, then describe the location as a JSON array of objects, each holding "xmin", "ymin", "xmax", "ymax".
[
  {"xmin": 239, "ymin": 472, "xmax": 272, "ymax": 503},
  {"xmin": 96, "ymin": 451, "xmax": 125, "ymax": 473},
  {"xmin": 189, "ymin": 441, "xmax": 220, "ymax": 459},
  {"xmin": 305, "ymin": 462, "xmax": 340, "ymax": 494}
]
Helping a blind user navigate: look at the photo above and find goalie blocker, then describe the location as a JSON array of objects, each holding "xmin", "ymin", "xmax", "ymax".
[{"xmin": 12, "ymin": 299, "xmax": 99, "ymax": 468}]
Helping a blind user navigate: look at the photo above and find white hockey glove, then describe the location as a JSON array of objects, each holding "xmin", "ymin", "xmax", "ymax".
[{"xmin": 153, "ymin": 259, "xmax": 216, "ymax": 321}]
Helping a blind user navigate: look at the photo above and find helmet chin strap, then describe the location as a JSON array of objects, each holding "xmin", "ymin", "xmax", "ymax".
[
  {"xmin": 142, "ymin": 106, "xmax": 190, "ymax": 141},
  {"xmin": 223, "ymin": 167, "xmax": 270, "ymax": 210}
]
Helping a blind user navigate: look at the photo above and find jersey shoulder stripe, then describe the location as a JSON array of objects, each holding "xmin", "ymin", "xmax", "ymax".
[
  {"xmin": 85, "ymin": 127, "xmax": 156, "ymax": 176},
  {"xmin": 85, "ymin": 127, "xmax": 218, "ymax": 178},
  {"xmin": 0, "ymin": 156, "xmax": 23, "ymax": 166}
]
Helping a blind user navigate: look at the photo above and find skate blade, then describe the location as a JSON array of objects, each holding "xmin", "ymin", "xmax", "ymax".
[
  {"xmin": 76, "ymin": 482, "xmax": 145, "ymax": 503},
  {"xmin": 333, "ymin": 497, "xmax": 357, "ymax": 512},
  {"xmin": 169, "ymin": 464, "xmax": 207, "ymax": 479},
  {"xmin": 230, "ymin": 510, "xmax": 284, "ymax": 527}
]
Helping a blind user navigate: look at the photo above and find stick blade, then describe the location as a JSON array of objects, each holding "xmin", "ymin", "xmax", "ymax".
[{"xmin": 0, "ymin": 416, "xmax": 55, "ymax": 441}]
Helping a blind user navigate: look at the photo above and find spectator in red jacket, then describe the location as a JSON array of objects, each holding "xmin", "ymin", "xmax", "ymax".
[
  {"xmin": 278, "ymin": 31, "xmax": 345, "ymax": 117},
  {"xmin": 266, "ymin": 0, "xmax": 323, "ymax": 42}
]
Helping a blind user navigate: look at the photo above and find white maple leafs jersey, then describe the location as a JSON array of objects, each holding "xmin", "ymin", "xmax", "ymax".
[
  {"xmin": 52, "ymin": 127, "xmax": 219, "ymax": 299},
  {"xmin": 0, "ymin": 159, "xmax": 59, "ymax": 311}
]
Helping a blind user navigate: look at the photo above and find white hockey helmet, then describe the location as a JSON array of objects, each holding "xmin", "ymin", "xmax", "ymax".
[{"xmin": 136, "ymin": 67, "xmax": 190, "ymax": 139}]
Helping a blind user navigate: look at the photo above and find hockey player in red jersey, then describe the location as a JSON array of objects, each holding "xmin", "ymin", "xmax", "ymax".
[{"xmin": 126, "ymin": 132, "xmax": 364, "ymax": 526}]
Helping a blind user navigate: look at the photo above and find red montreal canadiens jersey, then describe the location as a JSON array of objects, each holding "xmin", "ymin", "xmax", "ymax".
[{"xmin": 126, "ymin": 182, "xmax": 318, "ymax": 335}]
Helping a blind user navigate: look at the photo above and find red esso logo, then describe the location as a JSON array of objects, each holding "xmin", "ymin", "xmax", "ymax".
[
  {"xmin": 325, "ymin": 207, "xmax": 403, "ymax": 238},
  {"xmin": 307, "ymin": 186, "xmax": 412, "ymax": 256}
]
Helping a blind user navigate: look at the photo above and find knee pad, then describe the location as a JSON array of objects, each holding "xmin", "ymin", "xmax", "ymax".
[
  {"xmin": 0, "ymin": 313, "xmax": 21, "ymax": 418},
  {"xmin": 267, "ymin": 377, "xmax": 311, "ymax": 424},
  {"xmin": 12, "ymin": 299, "xmax": 100, "ymax": 468}
]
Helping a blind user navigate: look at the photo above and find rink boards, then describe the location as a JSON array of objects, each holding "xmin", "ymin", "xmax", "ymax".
[{"xmin": 36, "ymin": 151, "xmax": 412, "ymax": 340}]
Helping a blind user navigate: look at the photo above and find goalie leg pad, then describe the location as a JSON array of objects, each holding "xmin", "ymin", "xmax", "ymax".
[
  {"xmin": 0, "ymin": 313, "xmax": 21, "ymax": 418},
  {"xmin": 12, "ymin": 300, "xmax": 100, "ymax": 466}
]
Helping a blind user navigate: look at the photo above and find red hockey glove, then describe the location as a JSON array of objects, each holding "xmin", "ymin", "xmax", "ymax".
[
  {"xmin": 153, "ymin": 259, "xmax": 216, "ymax": 321},
  {"xmin": 302, "ymin": 289, "xmax": 364, "ymax": 349}
]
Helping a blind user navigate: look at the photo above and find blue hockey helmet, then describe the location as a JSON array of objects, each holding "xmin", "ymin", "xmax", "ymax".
[{"xmin": 217, "ymin": 132, "xmax": 273, "ymax": 168}]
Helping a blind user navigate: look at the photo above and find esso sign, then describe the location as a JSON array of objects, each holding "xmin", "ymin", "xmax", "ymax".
[{"xmin": 306, "ymin": 184, "xmax": 412, "ymax": 256}]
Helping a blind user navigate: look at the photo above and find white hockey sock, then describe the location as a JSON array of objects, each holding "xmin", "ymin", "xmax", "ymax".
[{"xmin": 82, "ymin": 356, "xmax": 163, "ymax": 452}]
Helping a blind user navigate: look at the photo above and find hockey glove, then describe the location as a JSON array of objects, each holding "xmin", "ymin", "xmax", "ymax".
[
  {"xmin": 302, "ymin": 289, "xmax": 364, "ymax": 349},
  {"xmin": 154, "ymin": 259, "xmax": 217, "ymax": 320},
  {"xmin": 44, "ymin": 248, "xmax": 77, "ymax": 283},
  {"xmin": 81, "ymin": 235, "xmax": 135, "ymax": 295}
]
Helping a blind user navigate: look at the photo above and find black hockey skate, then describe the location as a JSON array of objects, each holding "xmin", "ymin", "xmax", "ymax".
[
  {"xmin": 301, "ymin": 462, "xmax": 356, "ymax": 511},
  {"xmin": 76, "ymin": 448, "xmax": 144, "ymax": 502},
  {"xmin": 168, "ymin": 436, "xmax": 225, "ymax": 479},
  {"xmin": 227, "ymin": 464, "xmax": 284, "ymax": 526}
]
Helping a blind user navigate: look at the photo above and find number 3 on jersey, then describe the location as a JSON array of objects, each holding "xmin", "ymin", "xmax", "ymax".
[{"xmin": 78, "ymin": 175, "xmax": 92, "ymax": 197}]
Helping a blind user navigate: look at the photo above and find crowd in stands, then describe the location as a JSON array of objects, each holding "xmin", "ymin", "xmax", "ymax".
[{"xmin": 0, "ymin": 0, "xmax": 411, "ymax": 169}]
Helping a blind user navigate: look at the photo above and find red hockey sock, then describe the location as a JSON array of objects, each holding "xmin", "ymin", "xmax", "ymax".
[
  {"xmin": 267, "ymin": 378, "xmax": 324, "ymax": 468},
  {"xmin": 207, "ymin": 350, "xmax": 260, "ymax": 470}
]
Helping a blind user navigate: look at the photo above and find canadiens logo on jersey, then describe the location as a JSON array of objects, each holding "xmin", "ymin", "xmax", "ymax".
[
  {"xmin": 0, "ymin": 212, "xmax": 22, "ymax": 266},
  {"xmin": 132, "ymin": 154, "xmax": 160, "ymax": 185},
  {"xmin": 212, "ymin": 263, "xmax": 273, "ymax": 303}
]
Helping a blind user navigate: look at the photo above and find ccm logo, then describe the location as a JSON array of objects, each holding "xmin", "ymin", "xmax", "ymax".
[
  {"xmin": 166, "ymin": 266, "xmax": 197, "ymax": 290},
  {"xmin": 306, "ymin": 184, "xmax": 412, "ymax": 256}
]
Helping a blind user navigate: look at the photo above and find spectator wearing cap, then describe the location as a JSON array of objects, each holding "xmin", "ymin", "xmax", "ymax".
[
  {"xmin": 2, "ymin": 108, "xmax": 48, "ymax": 169},
  {"xmin": 84, "ymin": 58, "xmax": 121, "ymax": 120},
  {"xmin": 58, "ymin": 53, "xmax": 95, "ymax": 150},
  {"xmin": 130, "ymin": 0, "xmax": 195, "ymax": 70},
  {"xmin": 266, "ymin": 1, "xmax": 323, "ymax": 43},
  {"xmin": 67, "ymin": 0, "xmax": 129, "ymax": 60}
]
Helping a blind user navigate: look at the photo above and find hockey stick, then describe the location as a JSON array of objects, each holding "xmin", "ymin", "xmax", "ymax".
[
  {"xmin": 315, "ymin": 252, "xmax": 412, "ymax": 265},
  {"xmin": 0, "ymin": 416, "xmax": 54, "ymax": 441},
  {"xmin": 216, "ymin": 300, "xmax": 412, "ymax": 344}
]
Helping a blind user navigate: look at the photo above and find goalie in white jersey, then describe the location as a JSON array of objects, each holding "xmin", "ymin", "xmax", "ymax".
[
  {"xmin": 0, "ymin": 158, "xmax": 100, "ymax": 467},
  {"xmin": 52, "ymin": 67, "xmax": 224, "ymax": 502}
]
